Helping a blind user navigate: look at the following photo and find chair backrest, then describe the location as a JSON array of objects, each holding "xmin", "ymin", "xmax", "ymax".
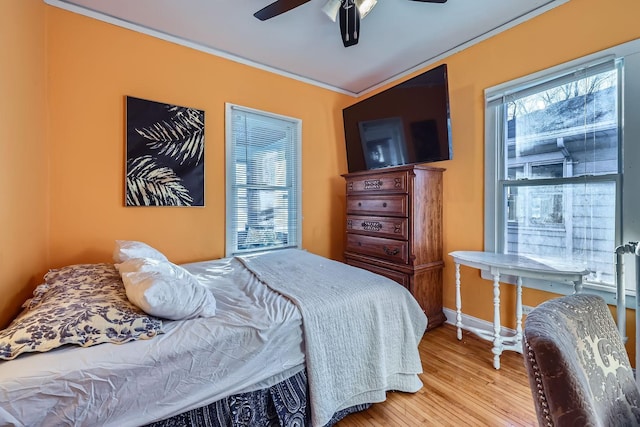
[{"xmin": 523, "ymin": 294, "xmax": 640, "ymax": 427}]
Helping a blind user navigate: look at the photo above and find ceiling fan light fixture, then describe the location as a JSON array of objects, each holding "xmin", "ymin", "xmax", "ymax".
[
  {"xmin": 356, "ymin": 0, "xmax": 377, "ymax": 19},
  {"xmin": 322, "ymin": 0, "xmax": 342, "ymax": 21},
  {"xmin": 324, "ymin": 0, "xmax": 375, "ymax": 22}
]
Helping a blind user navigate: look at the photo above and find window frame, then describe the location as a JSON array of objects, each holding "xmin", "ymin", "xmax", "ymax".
[
  {"xmin": 483, "ymin": 50, "xmax": 634, "ymax": 307},
  {"xmin": 224, "ymin": 103, "xmax": 302, "ymax": 257}
]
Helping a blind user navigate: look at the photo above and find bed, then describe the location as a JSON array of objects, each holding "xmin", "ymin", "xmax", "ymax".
[{"xmin": 0, "ymin": 247, "xmax": 427, "ymax": 426}]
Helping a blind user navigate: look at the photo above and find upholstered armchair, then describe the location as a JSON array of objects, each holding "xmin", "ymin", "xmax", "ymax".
[{"xmin": 523, "ymin": 294, "xmax": 640, "ymax": 426}]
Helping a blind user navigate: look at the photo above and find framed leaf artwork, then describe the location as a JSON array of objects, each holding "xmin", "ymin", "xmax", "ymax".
[{"xmin": 125, "ymin": 96, "xmax": 205, "ymax": 207}]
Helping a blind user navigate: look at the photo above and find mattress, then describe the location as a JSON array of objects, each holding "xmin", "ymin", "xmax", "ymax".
[{"xmin": 0, "ymin": 257, "xmax": 305, "ymax": 427}]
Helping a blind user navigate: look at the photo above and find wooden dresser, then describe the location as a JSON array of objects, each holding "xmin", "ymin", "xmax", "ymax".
[{"xmin": 343, "ymin": 164, "xmax": 445, "ymax": 330}]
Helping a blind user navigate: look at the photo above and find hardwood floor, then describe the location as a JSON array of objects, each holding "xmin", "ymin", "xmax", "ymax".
[{"xmin": 335, "ymin": 323, "xmax": 538, "ymax": 426}]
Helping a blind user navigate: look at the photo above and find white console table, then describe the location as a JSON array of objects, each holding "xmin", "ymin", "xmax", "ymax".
[{"xmin": 449, "ymin": 251, "xmax": 589, "ymax": 370}]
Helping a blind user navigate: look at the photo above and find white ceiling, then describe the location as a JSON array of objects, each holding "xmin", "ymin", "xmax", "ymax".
[{"xmin": 46, "ymin": 0, "xmax": 569, "ymax": 96}]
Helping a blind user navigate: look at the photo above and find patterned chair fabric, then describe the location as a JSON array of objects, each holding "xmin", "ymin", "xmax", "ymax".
[{"xmin": 523, "ymin": 294, "xmax": 640, "ymax": 427}]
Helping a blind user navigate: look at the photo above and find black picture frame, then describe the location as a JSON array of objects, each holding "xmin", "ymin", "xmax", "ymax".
[{"xmin": 125, "ymin": 96, "xmax": 205, "ymax": 207}]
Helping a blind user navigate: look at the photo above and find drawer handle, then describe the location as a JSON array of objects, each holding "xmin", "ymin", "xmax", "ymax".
[
  {"xmin": 364, "ymin": 179, "xmax": 383, "ymax": 190},
  {"xmin": 382, "ymin": 202, "xmax": 387, "ymax": 207},
  {"xmin": 383, "ymin": 246, "xmax": 400, "ymax": 256},
  {"xmin": 358, "ymin": 202, "xmax": 362, "ymax": 207},
  {"xmin": 361, "ymin": 221, "xmax": 383, "ymax": 231}
]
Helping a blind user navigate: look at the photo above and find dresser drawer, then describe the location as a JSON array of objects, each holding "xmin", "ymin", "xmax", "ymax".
[
  {"xmin": 346, "ymin": 170, "xmax": 408, "ymax": 194},
  {"xmin": 346, "ymin": 215, "xmax": 408, "ymax": 240},
  {"xmin": 345, "ymin": 258, "xmax": 410, "ymax": 289},
  {"xmin": 346, "ymin": 234, "xmax": 409, "ymax": 264},
  {"xmin": 346, "ymin": 195, "xmax": 407, "ymax": 216}
]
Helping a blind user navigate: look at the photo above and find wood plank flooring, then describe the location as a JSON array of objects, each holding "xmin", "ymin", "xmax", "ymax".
[{"xmin": 335, "ymin": 323, "xmax": 538, "ymax": 426}]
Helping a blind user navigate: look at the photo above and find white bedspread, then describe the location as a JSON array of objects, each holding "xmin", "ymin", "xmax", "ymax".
[
  {"xmin": 238, "ymin": 249, "xmax": 427, "ymax": 427},
  {"xmin": 0, "ymin": 257, "xmax": 304, "ymax": 427}
]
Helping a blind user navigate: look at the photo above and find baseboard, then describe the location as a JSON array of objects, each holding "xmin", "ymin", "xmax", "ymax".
[{"xmin": 442, "ymin": 307, "xmax": 517, "ymax": 337}]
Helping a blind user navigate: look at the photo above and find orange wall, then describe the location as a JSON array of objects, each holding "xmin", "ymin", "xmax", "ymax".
[
  {"xmin": 437, "ymin": 0, "xmax": 640, "ymax": 358},
  {"xmin": 45, "ymin": 7, "xmax": 353, "ymax": 270},
  {"xmin": 0, "ymin": 1, "xmax": 49, "ymax": 328}
]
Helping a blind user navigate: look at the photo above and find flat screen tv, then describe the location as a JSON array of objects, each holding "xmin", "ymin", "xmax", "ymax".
[{"xmin": 343, "ymin": 64, "xmax": 452, "ymax": 173}]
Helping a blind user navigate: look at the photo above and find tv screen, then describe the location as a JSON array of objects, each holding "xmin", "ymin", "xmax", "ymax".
[{"xmin": 343, "ymin": 64, "xmax": 452, "ymax": 173}]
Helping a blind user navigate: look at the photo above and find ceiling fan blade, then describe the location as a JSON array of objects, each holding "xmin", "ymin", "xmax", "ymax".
[
  {"xmin": 410, "ymin": 0, "xmax": 447, "ymax": 2},
  {"xmin": 254, "ymin": 0, "xmax": 312, "ymax": 21}
]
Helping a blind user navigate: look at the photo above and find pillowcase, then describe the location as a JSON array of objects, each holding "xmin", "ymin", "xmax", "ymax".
[
  {"xmin": 116, "ymin": 258, "xmax": 216, "ymax": 320},
  {"xmin": 113, "ymin": 240, "xmax": 169, "ymax": 264},
  {"xmin": 0, "ymin": 263, "xmax": 163, "ymax": 361}
]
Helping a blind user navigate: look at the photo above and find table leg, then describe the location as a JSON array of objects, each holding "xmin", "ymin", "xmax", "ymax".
[
  {"xmin": 455, "ymin": 262, "xmax": 462, "ymax": 340},
  {"xmin": 515, "ymin": 276, "xmax": 523, "ymax": 346},
  {"xmin": 491, "ymin": 269, "xmax": 502, "ymax": 370},
  {"xmin": 573, "ymin": 279, "xmax": 583, "ymax": 294}
]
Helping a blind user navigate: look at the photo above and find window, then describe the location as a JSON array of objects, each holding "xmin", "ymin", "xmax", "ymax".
[
  {"xmin": 225, "ymin": 104, "xmax": 302, "ymax": 256},
  {"xmin": 485, "ymin": 57, "xmax": 624, "ymax": 296}
]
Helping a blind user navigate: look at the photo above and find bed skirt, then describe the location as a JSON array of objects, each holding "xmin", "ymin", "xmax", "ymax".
[{"xmin": 145, "ymin": 369, "xmax": 371, "ymax": 427}]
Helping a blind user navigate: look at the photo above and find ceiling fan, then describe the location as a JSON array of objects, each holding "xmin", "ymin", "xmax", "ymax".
[{"xmin": 254, "ymin": 0, "xmax": 448, "ymax": 47}]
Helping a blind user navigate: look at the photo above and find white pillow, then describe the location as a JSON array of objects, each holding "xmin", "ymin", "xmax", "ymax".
[
  {"xmin": 116, "ymin": 258, "xmax": 216, "ymax": 320},
  {"xmin": 113, "ymin": 240, "xmax": 169, "ymax": 263}
]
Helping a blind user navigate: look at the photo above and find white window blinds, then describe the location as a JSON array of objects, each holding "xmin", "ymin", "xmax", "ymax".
[{"xmin": 225, "ymin": 104, "xmax": 302, "ymax": 256}]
